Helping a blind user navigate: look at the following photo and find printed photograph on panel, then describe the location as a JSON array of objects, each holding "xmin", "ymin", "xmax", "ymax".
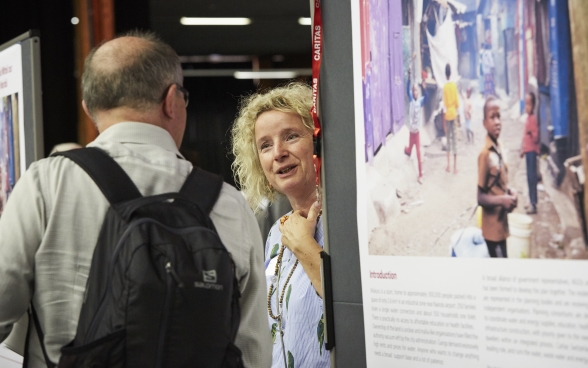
[
  {"xmin": 359, "ymin": 0, "xmax": 588, "ymax": 259},
  {"xmin": 0, "ymin": 93, "xmax": 18, "ymax": 217}
]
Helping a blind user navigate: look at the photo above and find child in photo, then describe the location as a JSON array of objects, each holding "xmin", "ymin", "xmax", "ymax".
[
  {"xmin": 404, "ymin": 67, "xmax": 428, "ymax": 184},
  {"xmin": 520, "ymin": 92, "xmax": 539, "ymax": 214},
  {"xmin": 482, "ymin": 42, "xmax": 496, "ymax": 98},
  {"xmin": 477, "ymin": 97, "xmax": 518, "ymax": 258},
  {"xmin": 463, "ymin": 87, "xmax": 473, "ymax": 144},
  {"xmin": 443, "ymin": 64, "xmax": 459, "ymax": 173}
]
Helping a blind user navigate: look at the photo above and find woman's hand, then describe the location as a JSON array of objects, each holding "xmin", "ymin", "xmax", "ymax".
[
  {"xmin": 279, "ymin": 201, "xmax": 324, "ymax": 298},
  {"xmin": 280, "ymin": 201, "xmax": 322, "ymax": 254}
]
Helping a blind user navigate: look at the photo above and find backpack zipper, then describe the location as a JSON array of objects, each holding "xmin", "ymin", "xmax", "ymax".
[
  {"xmin": 165, "ymin": 262, "xmax": 184, "ymax": 288},
  {"xmin": 155, "ymin": 261, "xmax": 178, "ymax": 368}
]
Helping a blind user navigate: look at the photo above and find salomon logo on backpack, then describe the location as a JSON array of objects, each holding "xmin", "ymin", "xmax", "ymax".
[{"xmin": 46, "ymin": 147, "xmax": 243, "ymax": 368}]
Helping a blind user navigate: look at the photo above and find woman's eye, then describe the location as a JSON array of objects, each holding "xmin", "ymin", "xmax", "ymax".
[
  {"xmin": 259, "ymin": 143, "xmax": 270, "ymax": 151},
  {"xmin": 287, "ymin": 134, "xmax": 299, "ymax": 140}
]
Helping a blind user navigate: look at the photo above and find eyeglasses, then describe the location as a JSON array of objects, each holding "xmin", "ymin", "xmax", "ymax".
[
  {"xmin": 162, "ymin": 83, "xmax": 190, "ymax": 107},
  {"xmin": 175, "ymin": 83, "xmax": 190, "ymax": 107}
]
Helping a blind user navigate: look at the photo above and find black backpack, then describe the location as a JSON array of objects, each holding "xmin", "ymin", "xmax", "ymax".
[{"xmin": 28, "ymin": 147, "xmax": 244, "ymax": 368}]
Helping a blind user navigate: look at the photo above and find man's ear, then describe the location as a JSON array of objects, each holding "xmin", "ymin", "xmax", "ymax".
[
  {"xmin": 82, "ymin": 100, "xmax": 92, "ymax": 120},
  {"xmin": 162, "ymin": 84, "xmax": 177, "ymax": 119}
]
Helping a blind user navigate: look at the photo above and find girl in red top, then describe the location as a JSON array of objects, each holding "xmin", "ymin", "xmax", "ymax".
[{"xmin": 520, "ymin": 92, "xmax": 540, "ymax": 214}]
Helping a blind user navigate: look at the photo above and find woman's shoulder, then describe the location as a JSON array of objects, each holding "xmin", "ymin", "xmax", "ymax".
[{"xmin": 265, "ymin": 211, "xmax": 288, "ymax": 243}]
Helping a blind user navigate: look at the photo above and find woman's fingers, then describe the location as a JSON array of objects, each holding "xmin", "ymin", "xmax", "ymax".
[{"xmin": 280, "ymin": 207, "xmax": 318, "ymax": 252}]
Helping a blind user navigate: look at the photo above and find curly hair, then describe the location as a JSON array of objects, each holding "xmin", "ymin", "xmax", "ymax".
[{"xmin": 231, "ymin": 82, "xmax": 314, "ymax": 213}]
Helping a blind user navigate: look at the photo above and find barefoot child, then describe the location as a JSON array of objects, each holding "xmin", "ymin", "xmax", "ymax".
[
  {"xmin": 519, "ymin": 92, "xmax": 539, "ymax": 214},
  {"xmin": 443, "ymin": 64, "xmax": 459, "ymax": 173},
  {"xmin": 404, "ymin": 68, "xmax": 428, "ymax": 183},
  {"xmin": 477, "ymin": 97, "xmax": 518, "ymax": 257}
]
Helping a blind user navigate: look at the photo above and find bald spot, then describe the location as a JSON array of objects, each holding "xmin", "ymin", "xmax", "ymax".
[{"xmin": 90, "ymin": 36, "xmax": 152, "ymax": 75}]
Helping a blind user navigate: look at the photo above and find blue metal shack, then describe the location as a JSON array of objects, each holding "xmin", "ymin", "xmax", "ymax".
[
  {"xmin": 549, "ymin": 0, "xmax": 571, "ymax": 140},
  {"xmin": 548, "ymin": 0, "xmax": 578, "ymax": 184}
]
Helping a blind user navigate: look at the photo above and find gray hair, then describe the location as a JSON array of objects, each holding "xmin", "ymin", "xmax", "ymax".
[{"xmin": 82, "ymin": 30, "xmax": 183, "ymax": 118}]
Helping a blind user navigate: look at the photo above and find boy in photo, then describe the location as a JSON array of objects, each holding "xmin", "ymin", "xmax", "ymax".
[
  {"xmin": 404, "ymin": 66, "xmax": 428, "ymax": 184},
  {"xmin": 477, "ymin": 97, "xmax": 518, "ymax": 257},
  {"xmin": 519, "ymin": 92, "xmax": 539, "ymax": 214}
]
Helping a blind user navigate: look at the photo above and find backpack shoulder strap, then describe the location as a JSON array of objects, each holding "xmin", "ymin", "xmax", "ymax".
[
  {"xmin": 180, "ymin": 167, "xmax": 224, "ymax": 215},
  {"xmin": 52, "ymin": 147, "xmax": 142, "ymax": 204},
  {"xmin": 23, "ymin": 305, "xmax": 56, "ymax": 368}
]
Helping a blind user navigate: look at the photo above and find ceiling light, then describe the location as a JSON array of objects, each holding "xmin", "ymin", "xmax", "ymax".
[
  {"xmin": 182, "ymin": 69, "xmax": 311, "ymax": 78},
  {"xmin": 234, "ymin": 71, "xmax": 298, "ymax": 79},
  {"xmin": 179, "ymin": 55, "xmax": 252, "ymax": 63},
  {"xmin": 180, "ymin": 17, "xmax": 251, "ymax": 26},
  {"xmin": 71, "ymin": 17, "xmax": 80, "ymax": 25},
  {"xmin": 298, "ymin": 17, "xmax": 311, "ymax": 26}
]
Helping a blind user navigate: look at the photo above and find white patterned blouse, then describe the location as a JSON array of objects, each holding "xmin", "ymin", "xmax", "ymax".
[{"xmin": 264, "ymin": 214, "xmax": 330, "ymax": 368}]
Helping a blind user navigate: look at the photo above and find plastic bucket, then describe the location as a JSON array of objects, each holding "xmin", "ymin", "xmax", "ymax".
[
  {"xmin": 507, "ymin": 226, "xmax": 532, "ymax": 258},
  {"xmin": 507, "ymin": 213, "xmax": 533, "ymax": 230}
]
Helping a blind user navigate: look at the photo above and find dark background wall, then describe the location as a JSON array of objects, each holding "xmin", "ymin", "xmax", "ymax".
[
  {"xmin": 0, "ymin": 0, "xmax": 155, "ymax": 157},
  {"xmin": 0, "ymin": 0, "xmax": 78, "ymax": 156}
]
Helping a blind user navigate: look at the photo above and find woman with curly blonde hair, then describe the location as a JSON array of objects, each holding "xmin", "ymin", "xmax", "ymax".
[{"xmin": 231, "ymin": 83, "xmax": 329, "ymax": 368}]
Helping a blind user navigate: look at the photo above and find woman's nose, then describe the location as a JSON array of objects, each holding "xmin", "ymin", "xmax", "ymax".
[{"xmin": 272, "ymin": 141, "xmax": 288, "ymax": 160}]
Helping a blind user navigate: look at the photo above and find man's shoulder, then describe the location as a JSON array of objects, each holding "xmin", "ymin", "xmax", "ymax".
[
  {"xmin": 27, "ymin": 154, "xmax": 84, "ymax": 181},
  {"xmin": 214, "ymin": 182, "xmax": 252, "ymax": 216},
  {"xmin": 217, "ymin": 182, "xmax": 244, "ymax": 201},
  {"xmin": 210, "ymin": 183, "xmax": 261, "ymax": 265}
]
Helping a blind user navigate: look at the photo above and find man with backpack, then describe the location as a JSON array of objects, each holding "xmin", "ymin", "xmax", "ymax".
[{"xmin": 0, "ymin": 31, "xmax": 271, "ymax": 367}]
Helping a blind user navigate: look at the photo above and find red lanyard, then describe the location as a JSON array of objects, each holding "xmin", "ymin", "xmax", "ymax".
[{"xmin": 311, "ymin": 0, "xmax": 323, "ymax": 186}]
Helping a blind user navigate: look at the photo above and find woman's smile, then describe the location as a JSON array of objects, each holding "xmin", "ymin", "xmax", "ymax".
[{"xmin": 276, "ymin": 164, "xmax": 297, "ymax": 176}]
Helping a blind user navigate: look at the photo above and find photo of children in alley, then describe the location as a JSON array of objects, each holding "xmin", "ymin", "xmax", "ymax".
[
  {"xmin": 0, "ymin": 93, "xmax": 19, "ymax": 217},
  {"xmin": 359, "ymin": 0, "xmax": 588, "ymax": 259}
]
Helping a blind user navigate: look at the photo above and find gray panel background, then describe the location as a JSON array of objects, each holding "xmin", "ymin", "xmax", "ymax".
[
  {"xmin": 321, "ymin": 0, "xmax": 366, "ymax": 366},
  {"xmin": 20, "ymin": 36, "xmax": 44, "ymax": 165}
]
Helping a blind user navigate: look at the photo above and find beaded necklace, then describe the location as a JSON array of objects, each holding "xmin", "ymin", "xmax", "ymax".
[
  {"xmin": 267, "ymin": 234, "xmax": 300, "ymax": 368},
  {"xmin": 267, "ymin": 209, "xmax": 321, "ymax": 368},
  {"xmin": 267, "ymin": 214, "xmax": 321, "ymax": 321},
  {"xmin": 267, "ymin": 246, "xmax": 298, "ymax": 320}
]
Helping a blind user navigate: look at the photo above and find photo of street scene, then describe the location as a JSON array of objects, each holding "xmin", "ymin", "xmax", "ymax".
[
  {"xmin": 0, "ymin": 93, "xmax": 19, "ymax": 217},
  {"xmin": 359, "ymin": 0, "xmax": 588, "ymax": 259}
]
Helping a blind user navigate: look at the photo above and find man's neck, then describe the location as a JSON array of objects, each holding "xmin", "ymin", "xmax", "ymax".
[{"xmin": 94, "ymin": 107, "xmax": 164, "ymax": 134}]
